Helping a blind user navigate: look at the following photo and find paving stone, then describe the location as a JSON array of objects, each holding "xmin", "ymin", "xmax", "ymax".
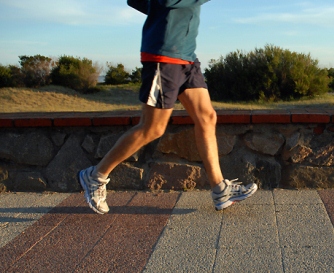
[
  {"xmin": 219, "ymin": 204, "xmax": 279, "ymax": 249},
  {"xmin": 282, "ymin": 246, "xmax": 334, "ymax": 273},
  {"xmin": 318, "ymin": 189, "xmax": 334, "ymax": 225},
  {"xmin": 275, "ymin": 204, "xmax": 334, "ymax": 248},
  {"xmin": 0, "ymin": 193, "xmax": 70, "ymax": 247},
  {"xmin": 74, "ymin": 192, "xmax": 179, "ymax": 273},
  {"xmin": 273, "ymin": 189, "xmax": 323, "ymax": 204},
  {"xmin": 214, "ymin": 247, "xmax": 283, "ymax": 273},
  {"xmin": 0, "ymin": 193, "xmax": 84, "ymax": 272},
  {"xmin": 143, "ymin": 191, "xmax": 222, "ymax": 273}
]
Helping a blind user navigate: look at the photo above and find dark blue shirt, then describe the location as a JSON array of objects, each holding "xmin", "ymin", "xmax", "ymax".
[{"xmin": 127, "ymin": 0, "xmax": 210, "ymax": 61}]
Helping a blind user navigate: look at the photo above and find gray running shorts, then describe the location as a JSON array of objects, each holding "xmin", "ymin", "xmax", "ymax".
[{"xmin": 139, "ymin": 59, "xmax": 207, "ymax": 109}]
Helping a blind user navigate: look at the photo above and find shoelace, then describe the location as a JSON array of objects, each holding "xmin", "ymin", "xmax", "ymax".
[
  {"xmin": 226, "ymin": 179, "xmax": 244, "ymax": 192},
  {"xmin": 95, "ymin": 183, "xmax": 107, "ymax": 201}
]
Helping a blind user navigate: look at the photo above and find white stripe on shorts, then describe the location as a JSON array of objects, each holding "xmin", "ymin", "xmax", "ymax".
[{"xmin": 147, "ymin": 63, "xmax": 164, "ymax": 108}]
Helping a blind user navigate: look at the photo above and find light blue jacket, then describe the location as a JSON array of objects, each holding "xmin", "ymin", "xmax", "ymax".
[{"xmin": 127, "ymin": 0, "xmax": 210, "ymax": 61}]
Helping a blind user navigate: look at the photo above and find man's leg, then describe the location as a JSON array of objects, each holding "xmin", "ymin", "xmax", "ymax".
[
  {"xmin": 96, "ymin": 104, "xmax": 173, "ymax": 176},
  {"xmin": 79, "ymin": 104, "xmax": 173, "ymax": 214},
  {"xmin": 178, "ymin": 88, "xmax": 223, "ymax": 188},
  {"xmin": 178, "ymin": 88, "xmax": 257, "ymax": 210}
]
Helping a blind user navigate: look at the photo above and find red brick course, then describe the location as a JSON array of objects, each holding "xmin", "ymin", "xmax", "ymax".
[
  {"xmin": 0, "ymin": 109, "xmax": 333, "ymax": 127},
  {"xmin": 291, "ymin": 109, "xmax": 331, "ymax": 123}
]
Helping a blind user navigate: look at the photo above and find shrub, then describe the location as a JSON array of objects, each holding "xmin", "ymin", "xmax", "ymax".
[
  {"xmin": 328, "ymin": 68, "xmax": 334, "ymax": 91},
  {"xmin": 19, "ymin": 55, "xmax": 55, "ymax": 87},
  {"xmin": 105, "ymin": 63, "xmax": 130, "ymax": 85},
  {"xmin": 0, "ymin": 65, "xmax": 25, "ymax": 88},
  {"xmin": 51, "ymin": 56, "xmax": 101, "ymax": 92},
  {"xmin": 129, "ymin": 67, "xmax": 142, "ymax": 83},
  {"xmin": 205, "ymin": 45, "xmax": 330, "ymax": 101},
  {"xmin": 0, "ymin": 65, "xmax": 12, "ymax": 87}
]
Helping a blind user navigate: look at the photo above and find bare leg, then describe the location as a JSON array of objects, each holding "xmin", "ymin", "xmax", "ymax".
[
  {"xmin": 178, "ymin": 88, "xmax": 223, "ymax": 188},
  {"xmin": 96, "ymin": 104, "xmax": 173, "ymax": 176}
]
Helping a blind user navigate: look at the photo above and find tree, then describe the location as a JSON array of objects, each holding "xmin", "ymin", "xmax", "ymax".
[
  {"xmin": 328, "ymin": 68, "xmax": 334, "ymax": 91},
  {"xmin": 0, "ymin": 65, "xmax": 12, "ymax": 87},
  {"xmin": 19, "ymin": 55, "xmax": 55, "ymax": 87},
  {"xmin": 129, "ymin": 67, "xmax": 142, "ymax": 83},
  {"xmin": 51, "ymin": 56, "xmax": 101, "ymax": 92},
  {"xmin": 205, "ymin": 45, "xmax": 330, "ymax": 102},
  {"xmin": 104, "ymin": 63, "xmax": 130, "ymax": 85},
  {"xmin": 0, "ymin": 64, "xmax": 25, "ymax": 88}
]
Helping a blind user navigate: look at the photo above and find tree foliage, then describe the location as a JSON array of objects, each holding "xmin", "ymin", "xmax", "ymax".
[
  {"xmin": 328, "ymin": 68, "xmax": 334, "ymax": 91},
  {"xmin": 51, "ymin": 56, "xmax": 101, "ymax": 92},
  {"xmin": 0, "ymin": 64, "xmax": 25, "ymax": 88},
  {"xmin": 19, "ymin": 55, "xmax": 55, "ymax": 87},
  {"xmin": 104, "ymin": 63, "xmax": 130, "ymax": 85},
  {"xmin": 205, "ymin": 45, "xmax": 330, "ymax": 101},
  {"xmin": 0, "ymin": 65, "xmax": 12, "ymax": 88},
  {"xmin": 129, "ymin": 67, "xmax": 142, "ymax": 83}
]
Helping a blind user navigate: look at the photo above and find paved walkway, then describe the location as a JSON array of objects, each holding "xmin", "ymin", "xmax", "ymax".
[{"xmin": 1, "ymin": 189, "xmax": 334, "ymax": 273}]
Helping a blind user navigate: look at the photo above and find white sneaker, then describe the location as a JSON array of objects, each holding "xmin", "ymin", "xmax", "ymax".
[
  {"xmin": 212, "ymin": 179, "xmax": 258, "ymax": 211},
  {"xmin": 78, "ymin": 166, "xmax": 110, "ymax": 214}
]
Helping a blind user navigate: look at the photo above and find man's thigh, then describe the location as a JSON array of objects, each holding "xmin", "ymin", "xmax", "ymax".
[{"xmin": 178, "ymin": 88, "xmax": 215, "ymax": 123}]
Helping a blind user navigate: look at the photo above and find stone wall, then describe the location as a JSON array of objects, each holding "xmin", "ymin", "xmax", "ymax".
[{"xmin": 0, "ymin": 110, "xmax": 333, "ymax": 192}]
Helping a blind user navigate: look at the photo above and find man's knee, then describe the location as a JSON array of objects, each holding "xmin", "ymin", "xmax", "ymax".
[
  {"xmin": 198, "ymin": 108, "xmax": 217, "ymax": 128},
  {"xmin": 149, "ymin": 126, "xmax": 166, "ymax": 140},
  {"xmin": 208, "ymin": 109, "xmax": 217, "ymax": 125},
  {"xmin": 138, "ymin": 123, "xmax": 166, "ymax": 143}
]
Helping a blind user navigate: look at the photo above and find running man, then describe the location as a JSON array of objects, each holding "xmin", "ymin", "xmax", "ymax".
[{"xmin": 78, "ymin": 0, "xmax": 257, "ymax": 214}]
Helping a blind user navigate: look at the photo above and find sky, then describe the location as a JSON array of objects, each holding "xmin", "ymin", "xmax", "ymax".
[{"xmin": 0, "ymin": 0, "xmax": 334, "ymax": 73}]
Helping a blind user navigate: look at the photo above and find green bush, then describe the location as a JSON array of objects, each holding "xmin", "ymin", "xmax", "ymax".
[
  {"xmin": 328, "ymin": 68, "xmax": 334, "ymax": 91},
  {"xmin": 0, "ymin": 65, "xmax": 12, "ymax": 87},
  {"xmin": 0, "ymin": 64, "xmax": 25, "ymax": 88},
  {"xmin": 104, "ymin": 63, "xmax": 130, "ymax": 85},
  {"xmin": 129, "ymin": 67, "xmax": 142, "ymax": 83},
  {"xmin": 205, "ymin": 45, "xmax": 330, "ymax": 102},
  {"xmin": 51, "ymin": 56, "xmax": 101, "ymax": 92},
  {"xmin": 19, "ymin": 55, "xmax": 55, "ymax": 87}
]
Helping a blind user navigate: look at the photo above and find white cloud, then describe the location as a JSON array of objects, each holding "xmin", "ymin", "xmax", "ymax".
[
  {"xmin": 234, "ymin": 3, "xmax": 334, "ymax": 28},
  {"xmin": 0, "ymin": 0, "xmax": 144, "ymax": 26}
]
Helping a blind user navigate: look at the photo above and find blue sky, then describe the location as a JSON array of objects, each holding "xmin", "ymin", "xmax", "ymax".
[{"xmin": 0, "ymin": 0, "xmax": 333, "ymax": 73}]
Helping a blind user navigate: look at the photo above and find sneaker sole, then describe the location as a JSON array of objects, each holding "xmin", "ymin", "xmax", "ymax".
[
  {"xmin": 215, "ymin": 183, "xmax": 258, "ymax": 211},
  {"xmin": 78, "ymin": 170, "xmax": 106, "ymax": 215}
]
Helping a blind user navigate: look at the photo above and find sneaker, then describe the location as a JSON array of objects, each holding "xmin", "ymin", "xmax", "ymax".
[
  {"xmin": 78, "ymin": 166, "xmax": 110, "ymax": 214},
  {"xmin": 212, "ymin": 179, "xmax": 258, "ymax": 211}
]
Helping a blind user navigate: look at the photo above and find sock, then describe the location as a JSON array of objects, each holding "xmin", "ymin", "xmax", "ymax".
[
  {"xmin": 212, "ymin": 180, "xmax": 226, "ymax": 193},
  {"xmin": 91, "ymin": 166, "xmax": 109, "ymax": 180}
]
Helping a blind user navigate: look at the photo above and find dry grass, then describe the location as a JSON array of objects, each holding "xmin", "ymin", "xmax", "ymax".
[{"xmin": 1, "ymin": 84, "xmax": 334, "ymax": 113}]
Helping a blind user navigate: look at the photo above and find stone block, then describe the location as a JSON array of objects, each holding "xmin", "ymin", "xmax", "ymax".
[
  {"xmin": 216, "ymin": 131, "xmax": 236, "ymax": 155},
  {"xmin": 287, "ymin": 145, "xmax": 313, "ymax": 163},
  {"xmin": 157, "ymin": 127, "xmax": 201, "ymax": 162},
  {"xmin": 95, "ymin": 132, "xmax": 141, "ymax": 161},
  {"xmin": 45, "ymin": 135, "xmax": 91, "ymax": 192},
  {"xmin": 220, "ymin": 147, "xmax": 282, "ymax": 189},
  {"xmin": 244, "ymin": 131, "xmax": 285, "ymax": 156},
  {"xmin": 217, "ymin": 124, "xmax": 251, "ymax": 135},
  {"xmin": 284, "ymin": 131, "xmax": 301, "ymax": 151},
  {"xmin": 307, "ymin": 142, "xmax": 334, "ymax": 167},
  {"xmin": 95, "ymin": 133, "xmax": 122, "ymax": 159},
  {"xmin": 147, "ymin": 162, "xmax": 209, "ymax": 191},
  {"xmin": 0, "ymin": 131, "xmax": 54, "ymax": 166},
  {"xmin": 281, "ymin": 165, "xmax": 334, "ymax": 188},
  {"xmin": 0, "ymin": 183, "xmax": 6, "ymax": 193},
  {"xmin": 108, "ymin": 163, "xmax": 144, "ymax": 190},
  {"xmin": 51, "ymin": 131, "xmax": 67, "ymax": 146},
  {"xmin": 0, "ymin": 166, "xmax": 8, "ymax": 182},
  {"xmin": 82, "ymin": 134, "xmax": 96, "ymax": 154},
  {"xmin": 11, "ymin": 171, "xmax": 47, "ymax": 192}
]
